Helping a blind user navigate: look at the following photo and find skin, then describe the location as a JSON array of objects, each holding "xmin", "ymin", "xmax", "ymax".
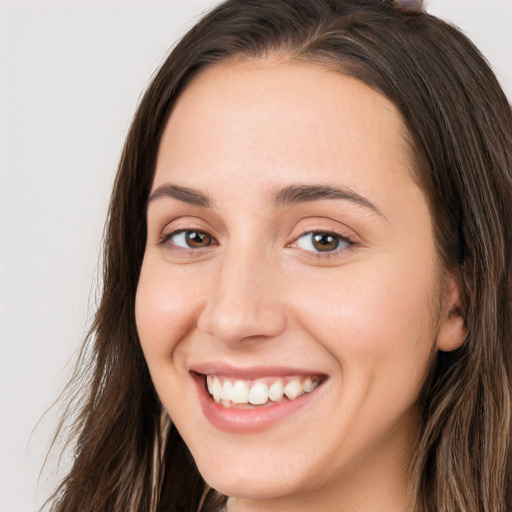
[{"xmin": 135, "ymin": 60, "xmax": 466, "ymax": 512}]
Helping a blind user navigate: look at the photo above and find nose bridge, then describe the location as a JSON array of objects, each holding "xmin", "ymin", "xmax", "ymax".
[{"xmin": 197, "ymin": 238, "xmax": 286, "ymax": 344}]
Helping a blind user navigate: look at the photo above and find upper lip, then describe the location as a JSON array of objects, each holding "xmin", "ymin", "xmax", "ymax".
[{"xmin": 190, "ymin": 362, "xmax": 326, "ymax": 380}]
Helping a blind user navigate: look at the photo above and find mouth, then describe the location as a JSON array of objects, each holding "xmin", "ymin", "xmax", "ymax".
[
  {"xmin": 191, "ymin": 369, "xmax": 327, "ymax": 432},
  {"xmin": 205, "ymin": 374, "xmax": 322, "ymax": 408}
]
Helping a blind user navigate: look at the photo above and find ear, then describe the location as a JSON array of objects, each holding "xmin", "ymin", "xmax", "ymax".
[{"xmin": 436, "ymin": 277, "xmax": 467, "ymax": 352}]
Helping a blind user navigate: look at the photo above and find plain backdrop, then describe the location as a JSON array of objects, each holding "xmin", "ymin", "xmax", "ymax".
[{"xmin": 1, "ymin": 1, "xmax": 510, "ymax": 511}]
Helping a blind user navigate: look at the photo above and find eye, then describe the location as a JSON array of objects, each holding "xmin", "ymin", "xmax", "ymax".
[
  {"xmin": 295, "ymin": 231, "xmax": 351, "ymax": 253},
  {"xmin": 166, "ymin": 229, "xmax": 213, "ymax": 249}
]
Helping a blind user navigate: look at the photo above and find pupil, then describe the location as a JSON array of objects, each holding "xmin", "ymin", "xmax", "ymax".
[
  {"xmin": 313, "ymin": 233, "xmax": 338, "ymax": 252},
  {"xmin": 186, "ymin": 231, "xmax": 208, "ymax": 247}
]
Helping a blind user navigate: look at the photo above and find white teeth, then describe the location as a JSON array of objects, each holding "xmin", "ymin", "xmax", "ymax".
[
  {"xmin": 284, "ymin": 379, "xmax": 304, "ymax": 400},
  {"xmin": 206, "ymin": 374, "xmax": 320, "ymax": 406},
  {"xmin": 232, "ymin": 380, "xmax": 250, "ymax": 404},
  {"xmin": 207, "ymin": 374, "xmax": 214, "ymax": 394},
  {"xmin": 303, "ymin": 377, "xmax": 314, "ymax": 393},
  {"xmin": 305, "ymin": 378, "xmax": 319, "ymax": 393},
  {"xmin": 249, "ymin": 383, "xmax": 269, "ymax": 405},
  {"xmin": 212, "ymin": 376, "xmax": 222, "ymax": 403},
  {"xmin": 221, "ymin": 380, "xmax": 233, "ymax": 402},
  {"xmin": 268, "ymin": 380, "xmax": 284, "ymax": 401}
]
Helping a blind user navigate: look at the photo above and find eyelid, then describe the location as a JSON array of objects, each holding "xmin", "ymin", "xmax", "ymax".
[
  {"xmin": 156, "ymin": 215, "xmax": 221, "ymax": 241},
  {"xmin": 155, "ymin": 219, "xmax": 359, "ymax": 260},
  {"xmin": 289, "ymin": 228, "xmax": 358, "ymax": 259},
  {"xmin": 158, "ymin": 226, "xmax": 219, "ymax": 252}
]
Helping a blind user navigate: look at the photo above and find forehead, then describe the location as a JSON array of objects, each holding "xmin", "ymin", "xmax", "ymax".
[
  {"xmin": 161, "ymin": 59, "xmax": 406, "ymax": 157},
  {"xmin": 153, "ymin": 60, "xmax": 421, "ymax": 223}
]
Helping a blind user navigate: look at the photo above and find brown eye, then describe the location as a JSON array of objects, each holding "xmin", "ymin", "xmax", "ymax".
[
  {"xmin": 295, "ymin": 231, "xmax": 349, "ymax": 254},
  {"xmin": 311, "ymin": 233, "xmax": 339, "ymax": 252},
  {"xmin": 184, "ymin": 231, "xmax": 211, "ymax": 248},
  {"xmin": 166, "ymin": 229, "xmax": 213, "ymax": 249}
]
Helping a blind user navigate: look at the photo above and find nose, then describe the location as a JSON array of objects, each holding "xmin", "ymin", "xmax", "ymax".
[{"xmin": 196, "ymin": 247, "xmax": 286, "ymax": 345}]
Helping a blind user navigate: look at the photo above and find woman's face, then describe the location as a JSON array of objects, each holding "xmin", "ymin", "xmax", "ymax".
[{"xmin": 136, "ymin": 61, "xmax": 463, "ymax": 510}]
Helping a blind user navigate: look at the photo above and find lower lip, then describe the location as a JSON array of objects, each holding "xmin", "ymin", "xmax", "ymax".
[{"xmin": 193, "ymin": 374, "xmax": 324, "ymax": 433}]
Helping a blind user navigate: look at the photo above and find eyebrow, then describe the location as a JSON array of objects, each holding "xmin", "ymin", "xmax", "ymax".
[
  {"xmin": 147, "ymin": 182, "xmax": 386, "ymax": 220},
  {"xmin": 148, "ymin": 184, "xmax": 212, "ymax": 208},
  {"xmin": 274, "ymin": 183, "xmax": 387, "ymax": 220}
]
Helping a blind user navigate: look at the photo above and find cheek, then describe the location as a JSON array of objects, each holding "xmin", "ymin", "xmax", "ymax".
[
  {"xmin": 290, "ymin": 255, "xmax": 437, "ymax": 387},
  {"xmin": 135, "ymin": 257, "xmax": 203, "ymax": 363}
]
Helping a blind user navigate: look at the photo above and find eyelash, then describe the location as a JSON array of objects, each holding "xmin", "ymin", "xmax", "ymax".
[
  {"xmin": 158, "ymin": 227, "xmax": 216, "ymax": 254},
  {"xmin": 293, "ymin": 229, "xmax": 357, "ymax": 259},
  {"xmin": 158, "ymin": 227, "xmax": 356, "ymax": 259}
]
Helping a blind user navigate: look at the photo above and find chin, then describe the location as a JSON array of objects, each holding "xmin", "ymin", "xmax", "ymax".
[
  {"xmin": 189, "ymin": 437, "xmax": 321, "ymax": 502},
  {"xmin": 201, "ymin": 466, "xmax": 302, "ymax": 502}
]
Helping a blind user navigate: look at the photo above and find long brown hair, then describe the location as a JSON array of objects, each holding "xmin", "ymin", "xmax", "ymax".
[{"xmin": 46, "ymin": 1, "xmax": 512, "ymax": 511}]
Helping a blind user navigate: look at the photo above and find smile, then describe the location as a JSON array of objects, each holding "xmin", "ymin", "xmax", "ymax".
[
  {"xmin": 206, "ymin": 374, "xmax": 321, "ymax": 407},
  {"xmin": 192, "ymin": 369, "xmax": 327, "ymax": 433}
]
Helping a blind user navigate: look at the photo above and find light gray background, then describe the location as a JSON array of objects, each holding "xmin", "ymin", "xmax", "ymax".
[{"xmin": 1, "ymin": 1, "xmax": 510, "ymax": 511}]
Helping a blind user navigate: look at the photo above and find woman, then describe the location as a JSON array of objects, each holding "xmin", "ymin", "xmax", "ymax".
[{"xmin": 47, "ymin": 0, "xmax": 512, "ymax": 511}]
